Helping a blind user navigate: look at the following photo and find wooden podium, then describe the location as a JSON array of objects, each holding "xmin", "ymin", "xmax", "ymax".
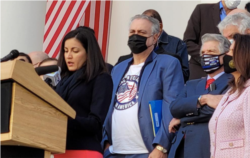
[{"xmin": 0, "ymin": 60, "xmax": 76, "ymax": 158}]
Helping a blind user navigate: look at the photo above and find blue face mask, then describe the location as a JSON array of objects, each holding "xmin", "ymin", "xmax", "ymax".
[{"xmin": 200, "ymin": 54, "xmax": 223, "ymax": 74}]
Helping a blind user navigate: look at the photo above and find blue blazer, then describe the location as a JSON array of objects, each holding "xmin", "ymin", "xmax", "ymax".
[
  {"xmin": 102, "ymin": 51, "xmax": 184, "ymax": 152},
  {"xmin": 168, "ymin": 73, "xmax": 232, "ymax": 158}
]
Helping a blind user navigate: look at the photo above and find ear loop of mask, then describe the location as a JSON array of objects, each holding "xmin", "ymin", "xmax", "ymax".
[{"xmin": 147, "ymin": 34, "xmax": 157, "ymax": 48}]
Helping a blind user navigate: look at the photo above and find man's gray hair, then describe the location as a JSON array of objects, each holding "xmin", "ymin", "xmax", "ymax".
[
  {"xmin": 200, "ymin": 34, "xmax": 231, "ymax": 55},
  {"xmin": 218, "ymin": 13, "xmax": 250, "ymax": 34},
  {"xmin": 129, "ymin": 14, "xmax": 160, "ymax": 35}
]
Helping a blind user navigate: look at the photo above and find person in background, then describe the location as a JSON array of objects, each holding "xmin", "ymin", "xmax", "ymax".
[
  {"xmin": 103, "ymin": 14, "xmax": 184, "ymax": 158},
  {"xmin": 16, "ymin": 52, "xmax": 32, "ymax": 63},
  {"xmin": 116, "ymin": 9, "xmax": 189, "ymax": 82},
  {"xmin": 28, "ymin": 51, "xmax": 49, "ymax": 67},
  {"xmin": 168, "ymin": 34, "xmax": 232, "ymax": 158},
  {"xmin": 184, "ymin": 0, "xmax": 240, "ymax": 80},
  {"xmin": 38, "ymin": 58, "xmax": 58, "ymax": 67},
  {"xmin": 218, "ymin": 12, "xmax": 250, "ymax": 40},
  {"xmin": 209, "ymin": 34, "xmax": 250, "ymax": 158},
  {"xmin": 245, "ymin": 2, "xmax": 250, "ymax": 13},
  {"xmin": 54, "ymin": 27, "xmax": 113, "ymax": 158},
  {"xmin": 105, "ymin": 63, "xmax": 113, "ymax": 75},
  {"xmin": 227, "ymin": 8, "xmax": 249, "ymax": 15}
]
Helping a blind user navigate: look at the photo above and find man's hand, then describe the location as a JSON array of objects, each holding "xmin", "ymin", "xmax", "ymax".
[
  {"xmin": 168, "ymin": 118, "xmax": 180, "ymax": 133},
  {"xmin": 148, "ymin": 147, "xmax": 167, "ymax": 158},
  {"xmin": 199, "ymin": 94, "xmax": 223, "ymax": 109},
  {"xmin": 104, "ymin": 142, "xmax": 111, "ymax": 152}
]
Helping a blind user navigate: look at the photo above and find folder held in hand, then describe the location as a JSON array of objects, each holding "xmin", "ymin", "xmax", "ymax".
[{"xmin": 149, "ymin": 100, "xmax": 162, "ymax": 137}]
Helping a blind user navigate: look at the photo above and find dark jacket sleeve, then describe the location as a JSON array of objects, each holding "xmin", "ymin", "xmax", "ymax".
[
  {"xmin": 69, "ymin": 73, "xmax": 113, "ymax": 134},
  {"xmin": 170, "ymin": 84, "xmax": 200, "ymax": 119},
  {"xmin": 183, "ymin": 4, "xmax": 202, "ymax": 63},
  {"xmin": 177, "ymin": 41, "xmax": 189, "ymax": 83},
  {"xmin": 180, "ymin": 105, "xmax": 215, "ymax": 125}
]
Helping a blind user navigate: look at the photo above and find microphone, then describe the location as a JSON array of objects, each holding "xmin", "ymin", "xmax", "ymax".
[
  {"xmin": 0, "ymin": 50, "xmax": 19, "ymax": 62},
  {"xmin": 35, "ymin": 65, "xmax": 59, "ymax": 76},
  {"xmin": 43, "ymin": 67, "xmax": 61, "ymax": 87},
  {"xmin": 209, "ymin": 83, "xmax": 216, "ymax": 92}
]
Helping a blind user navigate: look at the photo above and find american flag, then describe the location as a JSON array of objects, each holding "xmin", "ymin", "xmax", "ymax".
[
  {"xmin": 43, "ymin": 0, "xmax": 112, "ymax": 59},
  {"xmin": 117, "ymin": 83, "xmax": 137, "ymax": 102}
]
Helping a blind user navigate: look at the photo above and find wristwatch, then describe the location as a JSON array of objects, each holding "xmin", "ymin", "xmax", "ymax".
[
  {"xmin": 156, "ymin": 145, "xmax": 167, "ymax": 154},
  {"xmin": 198, "ymin": 95, "xmax": 203, "ymax": 106}
]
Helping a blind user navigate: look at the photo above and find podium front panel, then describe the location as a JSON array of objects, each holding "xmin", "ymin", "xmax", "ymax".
[
  {"xmin": 1, "ymin": 82, "xmax": 68, "ymax": 154},
  {"xmin": 1, "ymin": 80, "xmax": 13, "ymax": 133}
]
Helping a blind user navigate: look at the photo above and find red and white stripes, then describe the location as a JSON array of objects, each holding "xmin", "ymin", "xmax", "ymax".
[{"xmin": 43, "ymin": 0, "xmax": 112, "ymax": 60}]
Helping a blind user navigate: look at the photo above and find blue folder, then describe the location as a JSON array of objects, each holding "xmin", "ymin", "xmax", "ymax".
[{"xmin": 149, "ymin": 100, "xmax": 162, "ymax": 137}]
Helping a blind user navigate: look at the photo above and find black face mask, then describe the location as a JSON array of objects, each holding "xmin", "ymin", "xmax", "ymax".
[
  {"xmin": 200, "ymin": 54, "xmax": 223, "ymax": 74},
  {"xmin": 223, "ymin": 55, "xmax": 237, "ymax": 74},
  {"xmin": 128, "ymin": 34, "xmax": 151, "ymax": 54}
]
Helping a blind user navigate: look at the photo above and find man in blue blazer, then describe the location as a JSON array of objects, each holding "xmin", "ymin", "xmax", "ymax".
[
  {"xmin": 102, "ymin": 14, "xmax": 184, "ymax": 158},
  {"xmin": 116, "ymin": 9, "xmax": 189, "ymax": 83},
  {"xmin": 168, "ymin": 34, "xmax": 232, "ymax": 158}
]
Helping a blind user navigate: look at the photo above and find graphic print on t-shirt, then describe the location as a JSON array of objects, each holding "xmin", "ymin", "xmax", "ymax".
[{"xmin": 115, "ymin": 75, "xmax": 139, "ymax": 110}]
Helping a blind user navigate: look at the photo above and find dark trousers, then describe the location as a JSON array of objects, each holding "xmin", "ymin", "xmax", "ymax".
[
  {"xmin": 175, "ymin": 138, "xmax": 185, "ymax": 158},
  {"xmin": 1, "ymin": 146, "xmax": 45, "ymax": 158},
  {"xmin": 104, "ymin": 149, "xmax": 149, "ymax": 158}
]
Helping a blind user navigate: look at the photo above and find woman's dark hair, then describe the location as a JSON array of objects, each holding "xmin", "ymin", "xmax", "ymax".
[
  {"xmin": 19, "ymin": 52, "xmax": 32, "ymax": 63},
  {"xmin": 245, "ymin": 2, "xmax": 250, "ymax": 13},
  {"xmin": 229, "ymin": 34, "xmax": 250, "ymax": 95},
  {"xmin": 38, "ymin": 58, "xmax": 58, "ymax": 67},
  {"xmin": 58, "ymin": 27, "xmax": 107, "ymax": 82}
]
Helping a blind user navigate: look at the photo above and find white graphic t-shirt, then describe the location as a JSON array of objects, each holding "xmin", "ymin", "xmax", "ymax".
[{"xmin": 110, "ymin": 62, "xmax": 148, "ymax": 154}]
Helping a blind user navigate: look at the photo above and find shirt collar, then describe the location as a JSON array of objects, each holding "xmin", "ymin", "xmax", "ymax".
[
  {"xmin": 207, "ymin": 72, "xmax": 225, "ymax": 80},
  {"xmin": 219, "ymin": 1, "xmax": 224, "ymax": 10}
]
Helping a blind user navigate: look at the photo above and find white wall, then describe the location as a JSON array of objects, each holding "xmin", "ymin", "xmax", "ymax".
[
  {"xmin": 1, "ymin": 0, "xmax": 248, "ymax": 62},
  {"xmin": 239, "ymin": 1, "xmax": 248, "ymax": 10},
  {"xmin": 106, "ymin": 0, "xmax": 249, "ymax": 65},
  {"xmin": 1, "ymin": 1, "xmax": 46, "ymax": 57}
]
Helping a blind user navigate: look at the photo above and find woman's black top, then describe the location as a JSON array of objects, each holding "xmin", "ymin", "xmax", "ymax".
[{"xmin": 55, "ymin": 68, "xmax": 113, "ymax": 154}]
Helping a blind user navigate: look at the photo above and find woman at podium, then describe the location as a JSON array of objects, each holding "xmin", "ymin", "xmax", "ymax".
[{"xmin": 54, "ymin": 27, "xmax": 113, "ymax": 158}]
